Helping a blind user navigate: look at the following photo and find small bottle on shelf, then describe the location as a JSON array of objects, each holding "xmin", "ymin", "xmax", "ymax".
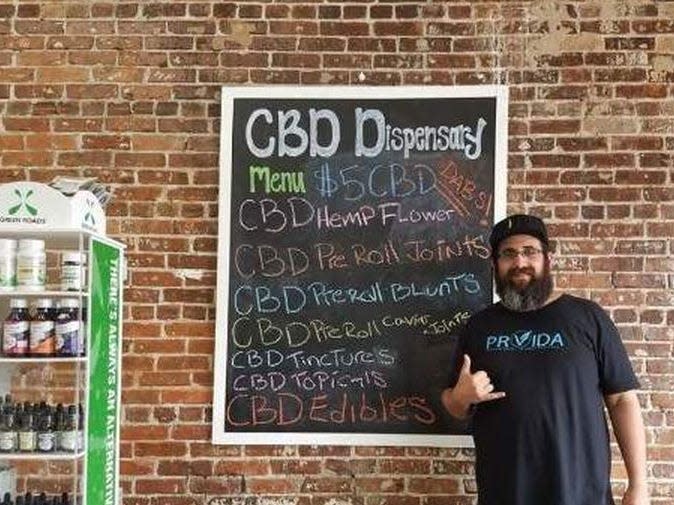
[
  {"xmin": 16, "ymin": 240, "xmax": 46, "ymax": 291},
  {"xmin": 0, "ymin": 238, "xmax": 17, "ymax": 291},
  {"xmin": 3, "ymin": 394, "xmax": 12, "ymax": 412},
  {"xmin": 79, "ymin": 305, "xmax": 87, "ymax": 357},
  {"xmin": 60, "ymin": 252, "xmax": 86, "ymax": 292},
  {"xmin": 0, "ymin": 407, "xmax": 18, "ymax": 452},
  {"xmin": 18, "ymin": 404, "xmax": 37, "ymax": 452},
  {"xmin": 54, "ymin": 404, "xmax": 64, "ymax": 450},
  {"xmin": 77, "ymin": 404, "xmax": 84, "ymax": 452},
  {"xmin": 29, "ymin": 299, "xmax": 55, "ymax": 357},
  {"xmin": 59, "ymin": 405, "xmax": 77, "ymax": 452},
  {"xmin": 0, "ymin": 395, "xmax": 19, "ymax": 452},
  {"xmin": 36, "ymin": 406, "xmax": 55, "ymax": 453},
  {"xmin": 2, "ymin": 299, "xmax": 30, "ymax": 357},
  {"xmin": 54, "ymin": 299, "xmax": 80, "ymax": 357},
  {"xmin": 0, "ymin": 412, "xmax": 8, "ymax": 451}
]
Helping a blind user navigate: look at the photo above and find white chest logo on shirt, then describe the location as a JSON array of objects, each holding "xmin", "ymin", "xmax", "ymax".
[{"xmin": 486, "ymin": 330, "xmax": 566, "ymax": 352}]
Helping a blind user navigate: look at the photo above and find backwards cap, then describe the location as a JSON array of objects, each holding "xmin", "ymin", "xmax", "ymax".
[{"xmin": 489, "ymin": 214, "xmax": 549, "ymax": 257}]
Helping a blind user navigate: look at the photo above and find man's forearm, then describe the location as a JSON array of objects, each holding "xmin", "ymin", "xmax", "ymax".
[
  {"xmin": 441, "ymin": 387, "xmax": 472, "ymax": 420},
  {"xmin": 606, "ymin": 391, "xmax": 648, "ymax": 490}
]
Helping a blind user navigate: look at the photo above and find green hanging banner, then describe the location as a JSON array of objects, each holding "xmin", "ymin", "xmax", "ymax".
[{"xmin": 87, "ymin": 237, "xmax": 123, "ymax": 505}]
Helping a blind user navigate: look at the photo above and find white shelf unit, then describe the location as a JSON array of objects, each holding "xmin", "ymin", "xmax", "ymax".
[
  {"xmin": 0, "ymin": 226, "xmax": 123, "ymax": 505},
  {"xmin": 0, "ymin": 452, "xmax": 85, "ymax": 461},
  {"xmin": 0, "ymin": 292, "xmax": 89, "ymax": 298},
  {"xmin": 0, "ymin": 357, "xmax": 87, "ymax": 365}
]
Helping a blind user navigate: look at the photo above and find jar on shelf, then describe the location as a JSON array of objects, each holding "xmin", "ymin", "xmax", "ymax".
[
  {"xmin": 60, "ymin": 252, "xmax": 86, "ymax": 292},
  {"xmin": 0, "ymin": 239, "xmax": 17, "ymax": 291},
  {"xmin": 16, "ymin": 239, "xmax": 46, "ymax": 291}
]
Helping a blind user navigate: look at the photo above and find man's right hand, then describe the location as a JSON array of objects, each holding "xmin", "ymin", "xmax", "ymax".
[{"xmin": 441, "ymin": 355, "xmax": 506, "ymax": 419}]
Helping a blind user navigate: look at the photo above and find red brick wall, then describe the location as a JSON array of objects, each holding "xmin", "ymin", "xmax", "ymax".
[{"xmin": 1, "ymin": 1, "xmax": 673, "ymax": 504}]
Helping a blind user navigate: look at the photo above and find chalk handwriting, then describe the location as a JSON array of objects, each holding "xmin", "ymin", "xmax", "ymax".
[
  {"xmin": 230, "ymin": 369, "xmax": 388, "ymax": 393},
  {"xmin": 230, "ymin": 347, "xmax": 395, "ymax": 371},
  {"xmin": 226, "ymin": 391, "xmax": 436, "ymax": 427},
  {"xmin": 233, "ymin": 276, "xmax": 482, "ymax": 316},
  {"xmin": 230, "ymin": 317, "xmax": 382, "ymax": 350},
  {"xmin": 249, "ymin": 165, "xmax": 306, "ymax": 194},
  {"xmin": 244, "ymin": 107, "xmax": 487, "ymax": 161}
]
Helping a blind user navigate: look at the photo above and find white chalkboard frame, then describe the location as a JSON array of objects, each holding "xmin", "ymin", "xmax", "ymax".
[{"xmin": 213, "ymin": 85, "xmax": 508, "ymax": 447}]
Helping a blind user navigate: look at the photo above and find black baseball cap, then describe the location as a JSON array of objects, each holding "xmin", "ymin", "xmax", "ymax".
[{"xmin": 489, "ymin": 214, "xmax": 549, "ymax": 257}]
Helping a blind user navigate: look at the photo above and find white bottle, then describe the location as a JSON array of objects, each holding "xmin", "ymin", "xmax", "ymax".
[
  {"xmin": 61, "ymin": 252, "xmax": 87, "ymax": 291},
  {"xmin": 16, "ymin": 239, "xmax": 46, "ymax": 291},
  {"xmin": 0, "ymin": 239, "xmax": 17, "ymax": 291}
]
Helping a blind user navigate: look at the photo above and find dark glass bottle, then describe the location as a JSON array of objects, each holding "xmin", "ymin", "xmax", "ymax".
[
  {"xmin": 60, "ymin": 405, "xmax": 77, "ymax": 452},
  {"xmin": 18, "ymin": 406, "xmax": 37, "ymax": 452},
  {"xmin": 6, "ymin": 408, "xmax": 16, "ymax": 452},
  {"xmin": 0, "ymin": 406, "xmax": 17, "ymax": 452},
  {"xmin": 55, "ymin": 300, "xmax": 80, "ymax": 357},
  {"xmin": 2, "ymin": 298, "xmax": 30, "ymax": 357},
  {"xmin": 79, "ymin": 305, "xmax": 87, "ymax": 357},
  {"xmin": 36, "ymin": 407, "xmax": 55, "ymax": 452},
  {"xmin": 0, "ymin": 412, "xmax": 8, "ymax": 452},
  {"xmin": 77, "ymin": 404, "xmax": 84, "ymax": 452},
  {"xmin": 54, "ymin": 404, "xmax": 64, "ymax": 450},
  {"xmin": 29, "ymin": 298, "xmax": 55, "ymax": 357}
]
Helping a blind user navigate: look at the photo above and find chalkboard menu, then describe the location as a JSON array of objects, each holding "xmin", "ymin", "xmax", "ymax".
[{"xmin": 213, "ymin": 86, "xmax": 508, "ymax": 446}]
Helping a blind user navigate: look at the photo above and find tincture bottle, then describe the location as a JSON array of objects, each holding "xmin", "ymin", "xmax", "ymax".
[
  {"xmin": 2, "ymin": 299, "xmax": 30, "ymax": 357},
  {"xmin": 55, "ymin": 299, "xmax": 80, "ymax": 357},
  {"xmin": 18, "ymin": 405, "xmax": 37, "ymax": 452},
  {"xmin": 30, "ymin": 299, "xmax": 55, "ymax": 357},
  {"xmin": 60, "ymin": 405, "xmax": 77, "ymax": 452},
  {"xmin": 76, "ymin": 404, "xmax": 84, "ymax": 451},
  {"xmin": 0, "ymin": 405, "xmax": 17, "ymax": 452},
  {"xmin": 37, "ymin": 407, "xmax": 55, "ymax": 452}
]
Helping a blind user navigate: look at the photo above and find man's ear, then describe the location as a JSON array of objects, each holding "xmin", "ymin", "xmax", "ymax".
[{"xmin": 546, "ymin": 251, "xmax": 555, "ymax": 268}]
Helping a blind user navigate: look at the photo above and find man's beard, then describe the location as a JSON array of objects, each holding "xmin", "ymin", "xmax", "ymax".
[{"xmin": 495, "ymin": 260, "xmax": 553, "ymax": 312}]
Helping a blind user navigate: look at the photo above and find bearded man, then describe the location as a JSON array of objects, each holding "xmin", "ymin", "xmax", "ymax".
[{"xmin": 441, "ymin": 214, "xmax": 648, "ymax": 505}]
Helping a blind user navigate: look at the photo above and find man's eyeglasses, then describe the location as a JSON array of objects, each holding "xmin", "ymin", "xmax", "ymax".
[{"xmin": 497, "ymin": 247, "xmax": 543, "ymax": 261}]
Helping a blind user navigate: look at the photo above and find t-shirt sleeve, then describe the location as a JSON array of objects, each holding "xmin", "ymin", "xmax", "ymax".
[{"xmin": 593, "ymin": 304, "xmax": 640, "ymax": 394}]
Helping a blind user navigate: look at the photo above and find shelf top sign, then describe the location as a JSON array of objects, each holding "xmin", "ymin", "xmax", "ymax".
[{"xmin": 0, "ymin": 182, "xmax": 106, "ymax": 235}]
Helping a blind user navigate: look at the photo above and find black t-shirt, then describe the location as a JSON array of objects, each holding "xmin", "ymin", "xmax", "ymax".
[{"xmin": 449, "ymin": 294, "xmax": 639, "ymax": 505}]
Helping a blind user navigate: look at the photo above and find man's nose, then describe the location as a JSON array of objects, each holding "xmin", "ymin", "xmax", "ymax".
[{"xmin": 512, "ymin": 253, "xmax": 528, "ymax": 266}]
